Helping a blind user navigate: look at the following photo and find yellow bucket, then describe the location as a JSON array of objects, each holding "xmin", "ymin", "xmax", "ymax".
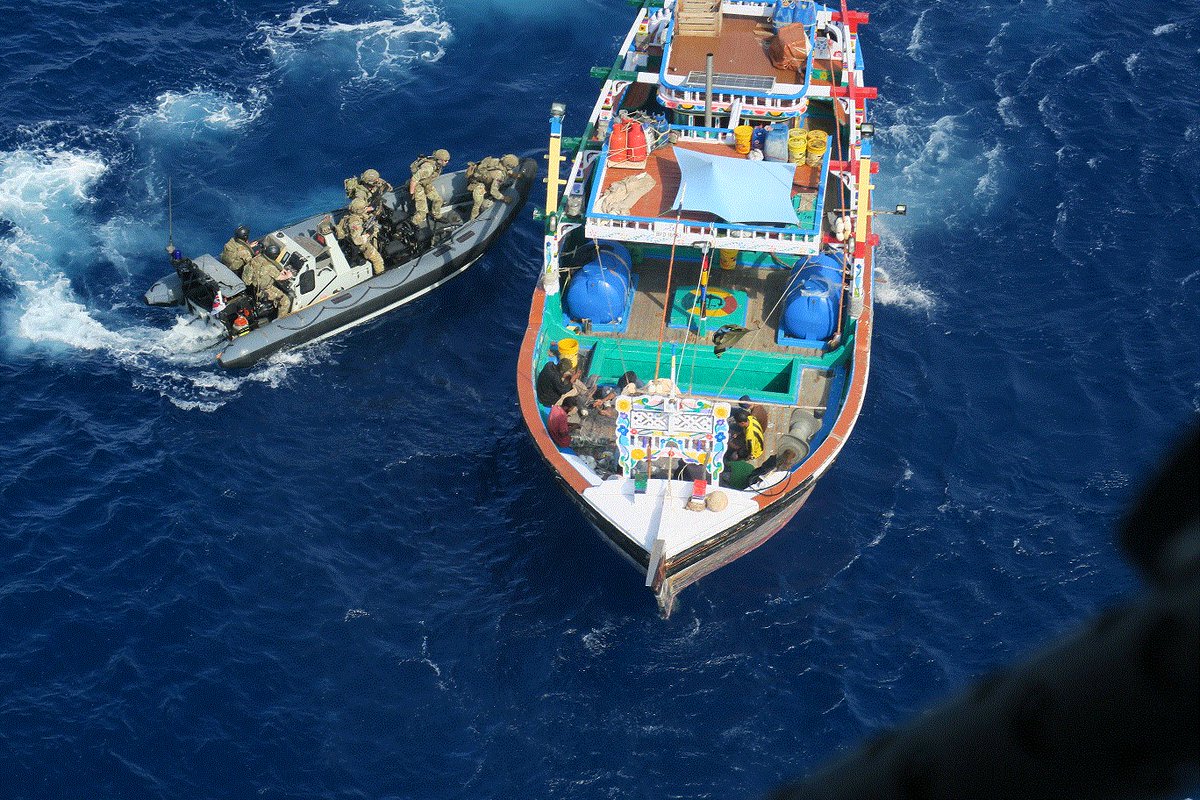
[
  {"xmin": 557, "ymin": 337, "xmax": 579, "ymax": 369},
  {"xmin": 806, "ymin": 130, "xmax": 827, "ymax": 167},
  {"xmin": 788, "ymin": 132, "xmax": 807, "ymax": 163},
  {"xmin": 733, "ymin": 125, "xmax": 753, "ymax": 155},
  {"xmin": 718, "ymin": 249, "xmax": 738, "ymax": 271}
]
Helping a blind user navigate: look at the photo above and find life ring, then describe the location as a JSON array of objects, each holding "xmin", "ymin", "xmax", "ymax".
[{"xmin": 683, "ymin": 288, "xmax": 738, "ymax": 318}]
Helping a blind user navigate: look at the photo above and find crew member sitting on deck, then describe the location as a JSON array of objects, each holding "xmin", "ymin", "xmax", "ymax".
[
  {"xmin": 746, "ymin": 448, "xmax": 798, "ymax": 490},
  {"xmin": 731, "ymin": 408, "xmax": 764, "ymax": 460},
  {"xmin": 536, "ymin": 359, "xmax": 582, "ymax": 416}
]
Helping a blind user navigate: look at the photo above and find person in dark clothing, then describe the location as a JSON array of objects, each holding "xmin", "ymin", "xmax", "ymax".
[
  {"xmin": 746, "ymin": 448, "xmax": 799, "ymax": 487},
  {"xmin": 536, "ymin": 360, "xmax": 586, "ymax": 416},
  {"xmin": 536, "ymin": 359, "xmax": 573, "ymax": 406}
]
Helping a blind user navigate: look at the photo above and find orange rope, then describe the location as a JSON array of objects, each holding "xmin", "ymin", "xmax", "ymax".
[{"xmin": 654, "ymin": 204, "xmax": 685, "ymax": 381}]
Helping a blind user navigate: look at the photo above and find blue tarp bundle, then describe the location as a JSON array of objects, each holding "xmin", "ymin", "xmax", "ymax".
[{"xmin": 671, "ymin": 149, "xmax": 799, "ymax": 226}]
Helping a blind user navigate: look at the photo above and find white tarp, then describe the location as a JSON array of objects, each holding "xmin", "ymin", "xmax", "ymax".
[{"xmin": 671, "ymin": 148, "xmax": 799, "ymax": 226}]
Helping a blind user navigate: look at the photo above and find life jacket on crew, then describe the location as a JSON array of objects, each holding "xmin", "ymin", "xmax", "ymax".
[{"xmin": 745, "ymin": 415, "xmax": 764, "ymax": 460}]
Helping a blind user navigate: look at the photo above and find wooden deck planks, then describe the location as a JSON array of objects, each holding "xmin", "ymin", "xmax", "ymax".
[{"xmin": 667, "ymin": 15, "xmax": 797, "ymax": 84}]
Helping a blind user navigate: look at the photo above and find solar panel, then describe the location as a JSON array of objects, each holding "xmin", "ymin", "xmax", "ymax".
[{"xmin": 684, "ymin": 72, "xmax": 776, "ymax": 92}]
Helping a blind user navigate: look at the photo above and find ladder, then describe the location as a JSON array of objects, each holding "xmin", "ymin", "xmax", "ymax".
[{"xmin": 675, "ymin": 0, "xmax": 722, "ymax": 38}]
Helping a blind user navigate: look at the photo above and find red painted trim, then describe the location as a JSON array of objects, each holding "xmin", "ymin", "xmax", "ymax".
[
  {"xmin": 830, "ymin": 160, "xmax": 879, "ymax": 175},
  {"xmin": 830, "ymin": 85, "xmax": 878, "ymax": 100},
  {"xmin": 517, "ymin": 286, "xmax": 593, "ymax": 495},
  {"xmin": 831, "ymin": 10, "xmax": 870, "ymax": 27}
]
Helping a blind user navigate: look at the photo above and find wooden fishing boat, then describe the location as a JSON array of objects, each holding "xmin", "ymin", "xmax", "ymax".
[{"xmin": 518, "ymin": 0, "xmax": 885, "ymax": 616}]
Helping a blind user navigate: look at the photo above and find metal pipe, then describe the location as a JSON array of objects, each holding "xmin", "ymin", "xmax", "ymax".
[{"xmin": 704, "ymin": 53, "xmax": 714, "ymax": 128}]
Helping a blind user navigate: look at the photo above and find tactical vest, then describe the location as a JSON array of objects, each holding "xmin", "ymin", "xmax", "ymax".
[
  {"xmin": 410, "ymin": 155, "xmax": 441, "ymax": 179},
  {"xmin": 467, "ymin": 156, "xmax": 501, "ymax": 181}
]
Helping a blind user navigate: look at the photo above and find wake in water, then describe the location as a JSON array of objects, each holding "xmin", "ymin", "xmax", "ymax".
[
  {"xmin": 0, "ymin": 144, "xmax": 313, "ymax": 410},
  {"xmin": 0, "ymin": 0, "xmax": 465, "ymax": 411},
  {"xmin": 259, "ymin": 0, "xmax": 453, "ymax": 85}
]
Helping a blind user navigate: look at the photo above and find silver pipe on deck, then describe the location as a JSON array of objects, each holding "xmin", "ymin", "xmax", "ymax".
[{"xmin": 704, "ymin": 53, "xmax": 714, "ymax": 128}]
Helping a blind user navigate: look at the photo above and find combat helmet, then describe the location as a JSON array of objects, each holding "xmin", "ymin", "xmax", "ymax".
[
  {"xmin": 263, "ymin": 242, "xmax": 281, "ymax": 259},
  {"xmin": 234, "ymin": 224, "xmax": 250, "ymax": 241},
  {"xmin": 501, "ymin": 154, "xmax": 519, "ymax": 170},
  {"xmin": 360, "ymin": 168, "xmax": 381, "ymax": 183},
  {"xmin": 349, "ymin": 198, "xmax": 368, "ymax": 213},
  {"xmin": 432, "ymin": 149, "xmax": 450, "ymax": 164}
]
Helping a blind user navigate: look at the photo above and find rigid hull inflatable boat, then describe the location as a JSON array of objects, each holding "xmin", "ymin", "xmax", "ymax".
[
  {"xmin": 146, "ymin": 160, "xmax": 537, "ymax": 368},
  {"xmin": 517, "ymin": 0, "xmax": 881, "ymax": 615}
]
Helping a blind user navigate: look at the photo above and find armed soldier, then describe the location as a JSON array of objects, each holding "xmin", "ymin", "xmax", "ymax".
[
  {"xmin": 467, "ymin": 154, "xmax": 519, "ymax": 220},
  {"xmin": 242, "ymin": 241, "xmax": 293, "ymax": 319},
  {"xmin": 408, "ymin": 149, "xmax": 450, "ymax": 226},
  {"xmin": 345, "ymin": 168, "xmax": 393, "ymax": 215},
  {"xmin": 336, "ymin": 198, "xmax": 385, "ymax": 276},
  {"xmin": 219, "ymin": 225, "xmax": 254, "ymax": 276}
]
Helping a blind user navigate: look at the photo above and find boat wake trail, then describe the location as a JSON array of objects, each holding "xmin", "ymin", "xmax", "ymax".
[
  {"xmin": 0, "ymin": 145, "xmax": 304, "ymax": 411},
  {"xmin": 259, "ymin": 0, "xmax": 454, "ymax": 86}
]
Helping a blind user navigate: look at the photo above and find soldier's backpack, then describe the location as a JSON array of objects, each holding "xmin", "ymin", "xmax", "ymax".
[
  {"xmin": 410, "ymin": 155, "xmax": 433, "ymax": 175},
  {"xmin": 467, "ymin": 156, "xmax": 501, "ymax": 182},
  {"xmin": 343, "ymin": 176, "xmax": 362, "ymax": 199}
]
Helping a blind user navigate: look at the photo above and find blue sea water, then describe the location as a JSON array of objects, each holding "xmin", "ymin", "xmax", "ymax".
[{"xmin": 0, "ymin": 0, "xmax": 1197, "ymax": 797}]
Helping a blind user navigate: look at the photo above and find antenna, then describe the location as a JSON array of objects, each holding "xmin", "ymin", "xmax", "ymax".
[{"xmin": 164, "ymin": 177, "xmax": 175, "ymax": 257}]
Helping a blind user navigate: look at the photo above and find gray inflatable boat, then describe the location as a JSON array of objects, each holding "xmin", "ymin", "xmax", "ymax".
[{"xmin": 144, "ymin": 159, "xmax": 536, "ymax": 368}]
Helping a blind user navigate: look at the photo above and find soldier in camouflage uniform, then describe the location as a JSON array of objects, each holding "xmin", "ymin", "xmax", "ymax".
[
  {"xmin": 467, "ymin": 154, "xmax": 519, "ymax": 220},
  {"xmin": 243, "ymin": 241, "xmax": 294, "ymax": 318},
  {"xmin": 408, "ymin": 148, "xmax": 450, "ymax": 226},
  {"xmin": 337, "ymin": 197, "xmax": 385, "ymax": 276},
  {"xmin": 345, "ymin": 168, "xmax": 393, "ymax": 215},
  {"xmin": 219, "ymin": 225, "xmax": 254, "ymax": 276}
]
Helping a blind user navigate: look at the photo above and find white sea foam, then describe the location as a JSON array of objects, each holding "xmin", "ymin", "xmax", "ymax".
[
  {"xmin": 1066, "ymin": 50, "xmax": 1106, "ymax": 76},
  {"xmin": 973, "ymin": 144, "xmax": 1003, "ymax": 201},
  {"xmin": 997, "ymin": 96, "xmax": 1020, "ymax": 128},
  {"xmin": 140, "ymin": 88, "xmax": 266, "ymax": 132},
  {"xmin": 872, "ymin": 226, "xmax": 936, "ymax": 312},
  {"xmin": 906, "ymin": 9, "xmax": 930, "ymax": 57},
  {"xmin": 1152, "ymin": 22, "xmax": 1179, "ymax": 36},
  {"xmin": 260, "ymin": 0, "xmax": 453, "ymax": 83},
  {"xmin": 0, "ymin": 144, "xmax": 305, "ymax": 410},
  {"xmin": 987, "ymin": 22, "xmax": 1010, "ymax": 53}
]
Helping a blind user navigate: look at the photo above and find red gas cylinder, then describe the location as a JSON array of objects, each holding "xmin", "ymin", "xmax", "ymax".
[
  {"xmin": 609, "ymin": 120, "xmax": 629, "ymax": 163},
  {"xmin": 626, "ymin": 121, "xmax": 647, "ymax": 163}
]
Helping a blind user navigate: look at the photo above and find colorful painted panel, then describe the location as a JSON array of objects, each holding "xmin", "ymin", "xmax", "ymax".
[{"xmin": 614, "ymin": 395, "xmax": 731, "ymax": 483}]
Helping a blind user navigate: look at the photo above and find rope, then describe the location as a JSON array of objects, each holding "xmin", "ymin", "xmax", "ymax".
[
  {"xmin": 679, "ymin": 240, "xmax": 712, "ymax": 394},
  {"xmin": 653, "ymin": 199, "xmax": 686, "ymax": 381},
  {"xmin": 714, "ymin": 254, "xmax": 812, "ymax": 398}
]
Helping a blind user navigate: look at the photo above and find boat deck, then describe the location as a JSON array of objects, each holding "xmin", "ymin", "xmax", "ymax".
[
  {"xmin": 666, "ymin": 14, "xmax": 800, "ymax": 86},
  {"xmin": 565, "ymin": 253, "xmax": 838, "ymax": 480},
  {"xmin": 597, "ymin": 138, "xmax": 824, "ymax": 222}
]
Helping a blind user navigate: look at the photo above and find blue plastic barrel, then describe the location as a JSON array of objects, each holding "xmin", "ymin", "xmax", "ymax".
[
  {"xmin": 780, "ymin": 253, "xmax": 843, "ymax": 342},
  {"xmin": 564, "ymin": 243, "xmax": 633, "ymax": 324}
]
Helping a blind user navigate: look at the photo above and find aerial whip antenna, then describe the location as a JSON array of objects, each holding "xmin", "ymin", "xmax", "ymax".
[{"xmin": 164, "ymin": 176, "xmax": 175, "ymax": 258}]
